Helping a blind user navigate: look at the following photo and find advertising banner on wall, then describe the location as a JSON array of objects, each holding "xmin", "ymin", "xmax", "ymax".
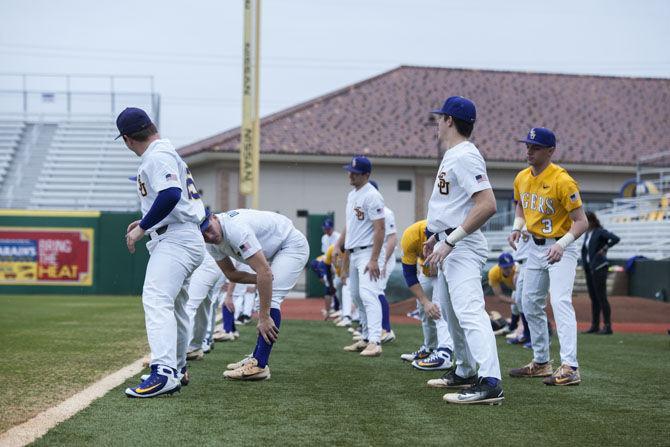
[{"xmin": 0, "ymin": 227, "xmax": 94, "ymax": 286}]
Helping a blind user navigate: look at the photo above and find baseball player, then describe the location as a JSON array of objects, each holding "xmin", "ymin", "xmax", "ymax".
[
  {"xmin": 508, "ymin": 127, "xmax": 588, "ymax": 386},
  {"xmin": 321, "ymin": 218, "xmax": 341, "ymax": 254},
  {"xmin": 423, "ymin": 96, "xmax": 503, "ymax": 405},
  {"xmin": 337, "ymin": 156, "xmax": 386, "ymax": 357},
  {"xmin": 118, "ymin": 107, "xmax": 205, "ymax": 398},
  {"xmin": 201, "ymin": 209, "xmax": 309, "ymax": 380},
  {"xmin": 399, "ymin": 219, "xmax": 454, "ymax": 370},
  {"xmin": 185, "ymin": 252, "xmax": 227, "ymax": 360},
  {"xmin": 487, "ymin": 252, "xmax": 517, "ymax": 335},
  {"xmin": 506, "ymin": 229, "xmax": 533, "ymax": 346},
  {"xmin": 309, "ymin": 255, "xmax": 338, "ymax": 318},
  {"xmin": 369, "ymin": 180, "xmax": 397, "ymax": 343}
]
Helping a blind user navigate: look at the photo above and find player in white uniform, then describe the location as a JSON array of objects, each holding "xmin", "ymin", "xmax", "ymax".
[
  {"xmin": 337, "ymin": 156, "xmax": 386, "ymax": 357},
  {"xmin": 184, "ymin": 252, "xmax": 227, "ymax": 360},
  {"xmin": 423, "ymin": 96, "xmax": 503, "ymax": 405},
  {"xmin": 369, "ymin": 180, "xmax": 397, "ymax": 343},
  {"xmin": 118, "ymin": 107, "xmax": 205, "ymax": 398},
  {"xmin": 321, "ymin": 219, "xmax": 341, "ymax": 254},
  {"xmin": 506, "ymin": 228, "xmax": 533, "ymax": 345},
  {"xmin": 201, "ymin": 209, "xmax": 309, "ymax": 381}
]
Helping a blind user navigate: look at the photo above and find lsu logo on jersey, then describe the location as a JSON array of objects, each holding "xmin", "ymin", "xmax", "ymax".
[
  {"xmin": 354, "ymin": 207, "xmax": 365, "ymax": 220},
  {"xmin": 437, "ymin": 171, "xmax": 450, "ymax": 195},
  {"xmin": 137, "ymin": 175, "xmax": 148, "ymax": 197},
  {"xmin": 519, "ymin": 192, "xmax": 555, "ymax": 215}
]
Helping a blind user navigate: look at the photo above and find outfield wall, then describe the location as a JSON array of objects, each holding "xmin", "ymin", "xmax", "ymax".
[{"xmin": 0, "ymin": 210, "xmax": 148, "ymax": 295}]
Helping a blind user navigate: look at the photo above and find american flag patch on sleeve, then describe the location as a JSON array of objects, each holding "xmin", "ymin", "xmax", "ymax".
[
  {"xmin": 475, "ymin": 174, "xmax": 488, "ymax": 183},
  {"xmin": 165, "ymin": 173, "xmax": 177, "ymax": 181},
  {"xmin": 239, "ymin": 242, "xmax": 251, "ymax": 252},
  {"xmin": 570, "ymin": 192, "xmax": 579, "ymax": 202}
]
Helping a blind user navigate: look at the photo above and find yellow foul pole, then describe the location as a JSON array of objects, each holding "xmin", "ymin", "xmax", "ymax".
[{"xmin": 240, "ymin": 0, "xmax": 261, "ymax": 208}]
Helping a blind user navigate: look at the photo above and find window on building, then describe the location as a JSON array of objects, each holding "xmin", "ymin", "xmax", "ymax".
[{"xmin": 398, "ymin": 179, "xmax": 412, "ymax": 192}]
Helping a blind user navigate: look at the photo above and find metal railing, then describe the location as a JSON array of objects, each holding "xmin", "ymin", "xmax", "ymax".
[{"xmin": 0, "ymin": 73, "xmax": 160, "ymax": 125}]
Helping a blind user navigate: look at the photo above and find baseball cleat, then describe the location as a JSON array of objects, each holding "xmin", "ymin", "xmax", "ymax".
[
  {"xmin": 360, "ymin": 342, "xmax": 382, "ymax": 357},
  {"xmin": 381, "ymin": 330, "xmax": 396, "ymax": 344},
  {"xmin": 213, "ymin": 331, "xmax": 236, "ymax": 342},
  {"xmin": 223, "ymin": 358, "xmax": 270, "ymax": 381},
  {"xmin": 509, "ymin": 361, "xmax": 553, "ymax": 378},
  {"xmin": 412, "ymin": 348, "xmax": 453, "ymax": 371},
  {"xmin": 493, "ymin": 325, "xmax": 512, "ymax": 336},
  {"xmin": 506, "ymin": 335, "xmax": 528, "ymax": 345},
  {"xmin": 186, "ymin": 348, "xmax": 204, "ymax": 361},
  {"xmin": 343, "ymin": 340, "xmax": 368, "ymax": 352},
  {"xmin": 427, "ymin": 369, "xmax": 477, "ymax": 389},
  {"xmin": 352, "ymin": 334, "xmax": 363, "ymax": 341},
  {"xmin": 125, "ymin": 365, "xmax": 181, "ymax": 398},
  {"xmin": 140, "ymin": 365, "xmax": 189, "ymax": 386},
  {"xmin": 347, "ymin": 327, "xmax": 356, "ymax": 334},
  {"xmin": 226, "ymin": 354, "xmax": 254, "ymax": 370},
  {"xmin": 336, "ymin": 317, "xmax": 352, "ymax": 328},
  {"xmin": 400, "ymin": 347, "xmax": 432, "ymax": 362},
  {"xmin": 443, "ymin": 377, "xmax": 504, "ymax": 405},
  {"xmin": 543, "ymin": 364, "xmax": 581, "ymax": 386}
]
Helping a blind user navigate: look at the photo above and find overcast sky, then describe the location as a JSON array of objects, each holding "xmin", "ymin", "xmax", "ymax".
[{"xmin": 1, "ymin": 0, "xmax": 669, "ymax": 148}]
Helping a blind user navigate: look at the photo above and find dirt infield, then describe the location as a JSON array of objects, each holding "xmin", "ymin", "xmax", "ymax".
[{"xmin": 283, "ymin": 294, "xmax": 670, "ymax": 334}]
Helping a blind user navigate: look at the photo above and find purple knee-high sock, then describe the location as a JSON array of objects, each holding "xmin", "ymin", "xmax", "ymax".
[
  {"xmin": 332, "ymin": 293, "xmax": 341, "ymax": 311},
  {"xmin": 379, "ymin": 294, "xmax": 391, "ymax": 332},
  {"xmin": 223, "ymin": 305, "xmax": 235, "ymax": 333},
  {"xmin": 521, "ymin": 313, "xmax": 531, "ymax": 341},
  {"xmin": 253, "ymin": 308, "xmax": 281, "ymax": 368}
]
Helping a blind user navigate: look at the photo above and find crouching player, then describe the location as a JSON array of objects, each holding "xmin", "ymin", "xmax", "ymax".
[{"xmin": 201, "ymin": 209, "xmax": 309, "ymax": 381}]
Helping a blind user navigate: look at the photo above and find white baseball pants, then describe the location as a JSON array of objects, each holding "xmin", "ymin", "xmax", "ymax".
[
  {"xmin": 186, "ymin": 255, "xmax": 225, "ymax": 351},
  {"xmin": 347, "ymin": 247, "xmax": 384, "ymax": 343},
  {"xmin": 268, "ymin": 228, "xmax": 309, "ymax": 309},
  {"xmin": 523, "ymin": 239, "xmax": 579, "ymax": 367},
  {"xmin": 417, "ymin": 273, "xmax": 453, "ymax": 351},
  {"xmin": 437, "ymin": 233, "xmax": 501, "ymax": 379},
  {"xmin": 143, "ymin": 224, "xmax": 204, "ymax": 371}
]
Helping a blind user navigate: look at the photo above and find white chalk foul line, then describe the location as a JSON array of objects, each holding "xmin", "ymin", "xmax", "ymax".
[{"xmin": 0, "ymin": 358, "xmax": 144, "ymax": 447}]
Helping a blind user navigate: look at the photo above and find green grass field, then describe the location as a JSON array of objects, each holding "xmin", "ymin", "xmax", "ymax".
[{"xmin": 1, "ymin": 296, "xmax": 668, "ymax": 446}]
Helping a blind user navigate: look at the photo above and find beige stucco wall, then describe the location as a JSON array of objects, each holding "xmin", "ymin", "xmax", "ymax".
[{"xmin": 187, "ymin": 156, "xmax": 634, "ymax": 238}]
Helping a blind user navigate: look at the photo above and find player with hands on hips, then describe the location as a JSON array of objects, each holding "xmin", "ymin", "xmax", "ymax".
[
  {"xmin": 201, "ymin": 209, "xmax": 309, "ymax": 381},
  {"xmin": 118, "ymin": 107, "xmax": 206, "ymax": 398},
  {"xmin": 336, "ymin": 156, "xmax": 386, "ymax": 357},
  {"xmin": 508, "ymin": 127, "xmax": 588, "ymax": 386},
  {"xmin": 423, "ymin": 96, "xmax": 503, "ymax": 405}
]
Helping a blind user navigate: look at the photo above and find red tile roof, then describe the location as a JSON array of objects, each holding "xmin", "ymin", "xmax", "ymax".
[{"xmin": 178, "ymin": 65, "xmax": 670, "ymax": 165}]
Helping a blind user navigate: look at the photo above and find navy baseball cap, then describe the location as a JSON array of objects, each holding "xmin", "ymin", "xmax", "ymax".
[
  {"xmin": 322, "ymin": 218, "xmax": 334, "ymax": 229},
  {"xmin": 115, "ymin": 107, "xmax": 153, "ymax": 140},
  {"xmin": 343, "ymin": 156, "xmax": 372, "ymax": 174},
  {"xmin": 432, "ymin": 96, "xmax": 476, "ymax": 123},
  {"xmin": 498, "ymin": 252, "xmax": 515, "ymax": 268},
  {"xmin": 518, "ymin": 127, "xmax": 556, "ymax": 148},
  {"xmin": 200, "ymin": 210, "xmax": 212, "ymax": 232}
]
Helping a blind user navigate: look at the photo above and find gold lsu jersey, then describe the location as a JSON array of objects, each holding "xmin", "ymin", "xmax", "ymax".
[
  {"xmin": 513, "ymin": 163, "xmax": 583, "ymax": 239},
  {"xmin": 400, "ymin": 219, "xmax": 431, "ymax": 276},
  {"xmin": 487, "ymin": 264, "xmax": 516, "ymax": 290},
  {"xmin": 324, "ymin": 244, "xmax": 341, "ymax": 276}
]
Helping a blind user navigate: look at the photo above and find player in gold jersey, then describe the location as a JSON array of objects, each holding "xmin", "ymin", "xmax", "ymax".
[{"xmin": 507, "ymin": 127, "xmax": 588, "ymax": 386}]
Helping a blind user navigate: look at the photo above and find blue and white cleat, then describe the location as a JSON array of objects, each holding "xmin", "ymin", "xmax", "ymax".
[
  {"xmin": 126, "ymin": 365, "xmax": 181, "ymax": 398},
  {"xmin": 400, "ymin": 346, "xmax": 432, "ymax": 362},
  {"xmin": 411, "ymin": 348, "xmax": 453, "ymax": 371}
]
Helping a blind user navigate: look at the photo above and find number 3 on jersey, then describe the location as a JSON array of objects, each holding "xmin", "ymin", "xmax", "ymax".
[
  {"xmin": 541, "ymin": 218, "xmax": 553, "ymax": 234},
  {"xmin": 186, "ymin": 168, "xmax": 201, "ymax": 200}
]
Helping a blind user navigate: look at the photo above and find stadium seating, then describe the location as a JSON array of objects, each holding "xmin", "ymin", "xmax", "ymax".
[
  {"xmin": 0, "ymin": 120, "xmax": 26, "ymax": 187},
  {"xmin": 29, "ymin": 120, "xmax": 140, "ymax": 211}
]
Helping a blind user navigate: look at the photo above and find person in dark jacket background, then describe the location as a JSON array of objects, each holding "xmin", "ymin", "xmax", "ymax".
[{"xmin": 581, "ymin": 211, "xmax": 620, "ymax": 335}]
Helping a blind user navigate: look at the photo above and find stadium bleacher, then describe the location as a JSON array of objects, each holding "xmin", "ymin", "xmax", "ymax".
[
  {"xmin": 0, "ymin": 120, "xmax": 140, "ymax": 211},
  {"xmin": 0, "ymin": 120, "xmax": 26, "ymax": 187}
]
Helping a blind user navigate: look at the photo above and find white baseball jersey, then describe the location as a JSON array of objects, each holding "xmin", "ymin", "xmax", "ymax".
[
  {"xmin": 207, "ymin": 209, "xmax": 294, "ymax": 264},
  {"xmin": 427, "ymin": 141, "xmax": 492, "ymax": 234},
  {"xmin": 383, "ymin": 206, "xmax": 397, "ymax": 238},
  {"xmin": 136, "ymin": 139, "xmax": 205, "ymax": 230},
  {"xmin": 321, "ymin": 231, "xmax": 341, "ymax": 253},
  {"xmin": 344, "ymin": 183, "xmax": 385, "ymax": 250}
]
